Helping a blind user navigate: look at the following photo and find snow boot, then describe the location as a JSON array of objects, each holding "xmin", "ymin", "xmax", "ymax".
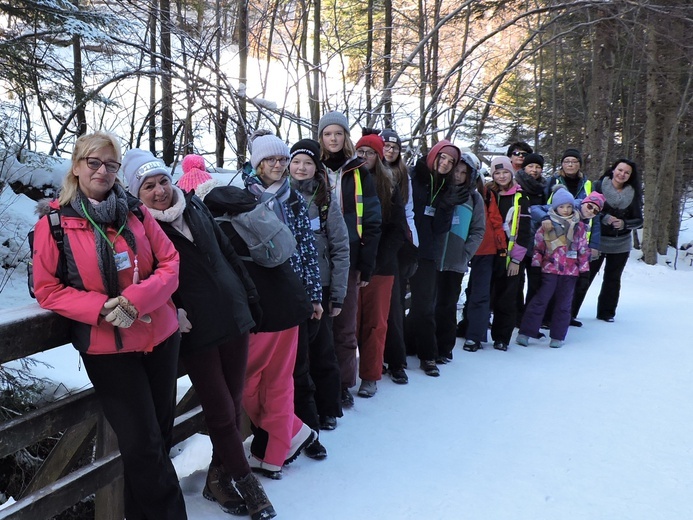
[
  {"xmin": 233, "ymin": 473, "xmax": 277, "ymax": 520},
  {"xmin": 202, "ymin": 464, "xmax": 247, "ymax": 515},
  {"xmin": 515, "ymin": 334, "xmax": 529, "ymax": 347}
]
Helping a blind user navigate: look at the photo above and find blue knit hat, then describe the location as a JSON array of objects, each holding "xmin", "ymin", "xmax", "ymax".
[
  {"xmin": 551, "ymin": 187, "xmax": 575, "ymax": 210},
  {"xmin": 250, "ymin": 135, "xmax": 290, "ymax": 169},
  {"xmin": 318, "ymin": 111, "xmax": 350, "ymax": 137}
]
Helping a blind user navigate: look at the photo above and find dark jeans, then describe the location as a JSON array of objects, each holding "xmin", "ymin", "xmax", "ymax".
[
  {"xmin": 594, "ymin": 251, "xmax": 629, "ymax": 319},
  {"xmin": 180, "ymin": 334, "xmax": 250, "ymax": 480},
  {"xmin": 435, "ymin": 270, "xmax": 464, "ymax": 358},
  {"xmin": 519, "ymin": 273, "xmax": 577, "ymax": 341},
  {"xmin": 404, "ymin": 258, "xmax": 437, "ymax": 360},
  {"xmin": 384, "ymin": 260, "xmax": 408, "ymax": 370},
  {"xmin": 464, "ymin": 255, "xmax": 494, "ymax": 343},
  {"xmin": 81, "ymin": 333, "xmax": 187, "ymax": 520}
]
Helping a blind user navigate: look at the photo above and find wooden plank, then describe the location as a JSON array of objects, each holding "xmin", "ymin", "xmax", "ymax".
[
  {"xmin": 0, "ymin": 390, "xmax": 100, "ymax": 459},
  {"xmin": 94, "ymin": 415, "xmax": 122, "ymax": 520},
  {"xmin": 0, "ymin": 305, "xmax": 70, "ymax": 364},
  {"xmin": 20, "ymin": 417, "xmax": 97, "ymax": 497}
]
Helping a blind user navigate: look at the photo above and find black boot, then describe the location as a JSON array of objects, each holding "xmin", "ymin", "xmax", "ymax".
[
  {"xmin": 233, "ymin": 473, "xmax": 277, "ymax": 520},
  {"xmin": 202, "ymin": 464, "xmax": 247, "ymax": 515}
]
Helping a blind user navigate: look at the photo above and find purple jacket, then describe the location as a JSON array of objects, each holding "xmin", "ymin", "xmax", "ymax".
[{"xmin": 531, "ymin": 221, "xmax": 590, "ymax": 276}]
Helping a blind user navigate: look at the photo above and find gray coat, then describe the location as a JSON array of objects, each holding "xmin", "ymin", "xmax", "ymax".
[
  {"xmin": 292, "ymin": 177, "xmax": 350, "ymax": 306},
  {"xmin": 434, "ymin": 190, "xmax": 486, "ymax": 273}
]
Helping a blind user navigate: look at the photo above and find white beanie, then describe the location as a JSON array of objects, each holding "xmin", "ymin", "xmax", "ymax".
[
  {"xmin": 318, "ymin": 111, "xmax": 350, "ymax": 137},
  {"xmin": 122, "ymin": 149, "xmax": 172, "ymax": 197},
  {"xmin": 250, "ymin": 135, "xmax": 290, "ymax": 170}
]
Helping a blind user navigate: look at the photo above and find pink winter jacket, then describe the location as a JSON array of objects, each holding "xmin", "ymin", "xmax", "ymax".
[
  {"xmin": 33, "ymin": 199, "xmax": 180, "ymax": 355},
  {"xmin": 531, "ymin": 221, "xmax": 590, "ymax": 277}
]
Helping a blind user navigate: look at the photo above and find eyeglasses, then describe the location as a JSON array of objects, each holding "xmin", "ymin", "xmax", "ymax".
[
  {"xmin": 512, "ymin": 151, "xmax": 527, "ymax": 157},
  {"xmin": 357, "ymin": 149, "xmax": 378, "ymax": 158},
  {"xmin": 263, "ymin": 157, "xmax": 289, "ymax": 166},
  {"xmin": 82, "ymin": 157, "xmax": 121, "ymax": 174},
  {"xmin": 383, "ymin": 144, "xmax": 398, "ymax": 152},
  {"xmin": 563, "ymin": 159, "xmax": 580, "ymax": 165},
  {"xmin": 583, "ymin": 202, "xmax": 599, "ymax": 213}
]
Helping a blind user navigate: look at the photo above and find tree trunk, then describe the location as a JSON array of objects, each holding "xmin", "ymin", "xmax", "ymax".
[
  {"xmin": 364, "ymin": 0, "xmax": 374, "ymax": 126},
  {"xmin": 382, "ymin": 0, "xmax": 392, "ymax": 127},
  {"xmin": 310, "ymin": 0, "xmax": 321, "ymax": 138},
  {"xmin": 160, "ymin": 0, "xmax": 174, "ymax": 164},
  {"xmin": 215, "ymin": 0, "xmax": 227, "ymax": 167},
  {"xmin": 71, "ymin": 0, "xmax": 86, "ymax": 137},
  {"xmin": 148, "ymin": 1, "xmax": 158, "ymax": 152},
  {"xmin": 236, "ymin": 0, "xmax": 248, "ymax": 169}
]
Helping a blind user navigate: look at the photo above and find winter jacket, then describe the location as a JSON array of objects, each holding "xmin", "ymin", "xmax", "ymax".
[
  {"xmin": 324, "ymin": 155, "xmax": 382, "ymax": 282},
  {"xmin": 474, "ymin": 190, "xmax": 507, "ymax": 256},
  {"xmin": 532, "ymin": 220, "xmax": 590, "ymax": 276},
  {"xmin": 291, "ymin": 175, "xmax": 350, "ymax": 306},
  {"xmin": 492, "ymin": 183, "xmax": 531, "ymax": 263},
  {"xmin": 593, "ymin": 179, "xmax": 643, "ymax": 254},
  {"xmin": 410, "ymin": 155, "xmax": 458, "ymax": 261},
  {"xmin": 33, "ymin": 198, "xmax": 179, "ymax": 355},
  {"xmin": 546, "ymin": 172, "xmax": 592, "ymax": 200},
  {"xmin": 204, "ymin": 186, "xmax": 313, "ymax": 332},
  {"xmin": 434, "ymin": 189, "xmax": 486, "ymax": 273},
  {"xmin": 154, "ymin": 190, "xmax": 258, "ymax": 355},
  {"xmin": 373, "ymin": 186, "xmax": 408, "ymax": 277},
  {"xmin": 530, "ymin": 203, "xmax": 602, "ymax": 251}
]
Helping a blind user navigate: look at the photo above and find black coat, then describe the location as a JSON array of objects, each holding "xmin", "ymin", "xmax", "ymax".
[
  {"xmin": 157, "ymin": 192, "xmax": 258, "ymax": 354},
  {"xmin": 204, "ymin": 186, "xmax": 313, "ymax": 332}
]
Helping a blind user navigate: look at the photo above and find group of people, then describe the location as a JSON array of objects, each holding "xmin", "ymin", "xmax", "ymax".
[{"xmin": 30, "ymin": 120, "xmax": 642, "ymax": 519}]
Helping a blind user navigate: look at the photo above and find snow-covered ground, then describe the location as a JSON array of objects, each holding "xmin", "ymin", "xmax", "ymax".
[{"xmin": 2, "ymin": 187, "xmax": 693, "ymax": 519}]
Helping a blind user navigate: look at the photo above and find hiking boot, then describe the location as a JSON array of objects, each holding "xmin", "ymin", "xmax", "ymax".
[
  {"xmin": 420, "ymin": 359, "xmax": 440, "ymax": 377},
  {"xmin": 435, "ymin": 355, "xmax": 450, "ymax": 365},
  {"xmin": 248, "ymin": 455, "xmax": 282, "ymax": 480},
  {"xmin": 570, "ymin": 318, "xmax": 583, "ymax": 327},
  {"xmin": 493, "ymin": 340, "xmax": 508, "ymax": 351},
  {"xmin": 549, "ymin": 338, "xmax": 564, "ymax": 348},
  {"xmin": 389, "ymin": 367, "xmax": 409, "ymax": 385},
  {"xmin": 284, "ymin": 423, "xmax": 317, "ymax": 465},
  {"xmin": 463, "ymin": 340, "xmax": 481, "ymax": 352},
  {"xmin": 202, "ymin": 464, "xmax": 248, "ymax": 515},
  {"xmin": 233, "ymin": 472, "xmax": 277, "ymax": 520},
  {"xmin": 597, "ymin": 316, "xmax": 615, "ymax": 323},
  {"xmin": 303, "ymin": 438, "xmax": 327, "ymax": 460},
  {"xmin": 357, "ymin": 379, "xmax": 377, "ymax": 398},
  {"xmin": 515, "ymin": 334, "xmax": 529, "ymax": 347},
  {"xmin": 320, "ymin": 415, "xmax": 337, "ymax": 430},
  {"xmin": 341, "ymin": 388, "xmax": 354, "ymax": 408}
]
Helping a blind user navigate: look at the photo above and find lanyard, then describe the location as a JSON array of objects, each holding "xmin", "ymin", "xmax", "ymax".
[
  {"xmin": 429, "ymin": 174, "xmax": 446, "ymax": 205},
  {"xmin": 81, "ymin": 201, "xmax": 126, "ymax": 252},
  {"xmin": 306, "ymin": 187, "xmax": 318, "ymax": 210}
]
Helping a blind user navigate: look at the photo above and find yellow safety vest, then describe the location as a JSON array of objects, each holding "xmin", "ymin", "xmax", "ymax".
[
  {"xmin": 354, "ymin": 168, "xmax": 363, "ymax": 239},
  {"xmin": 506, "ymin": 192, "xmax": 522, "ymax": 267}
]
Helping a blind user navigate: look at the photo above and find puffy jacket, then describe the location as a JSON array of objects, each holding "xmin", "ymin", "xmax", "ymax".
[
  {"xmin": 33, "ymin": 198, "xmax": 179, "ymax": 354},
  {"xmin": 155, "ymin": 191, "xmax": 257, "ymax": 355},
  {"xmin": 532, "ymin": 220, "xmax": 590, "ymax": 276},
  {"xmin": 324, "ymin": 155, "xmax": 382, "ymax": 281},
  {"xmin": 475, "ymin": 189, "xmax": 507, "ymax": 256},
  {"xmin": 530, "ymin": 203, "xmax": 602, "ymax": 250},
  {"xmin": 373, "ymin": 186, "xmax": 408, "ymax": 277},
  {"xmin": 291, "ymin": 176, "xmax": 350, "ymax": 306},
  {"xmin": 434, "ymin": 190, "xmax": 486, "ymax": 273},
  {"xmin": 593, "ymin": 179, "xmax": 643, "ymax": 239},
  {"xmin": 546, "ymin": 172, "xmax": 592, "ymax": 200},
  {"xmin": 493, "ymin": 183, "xmax": 531, "ymax": 263}
]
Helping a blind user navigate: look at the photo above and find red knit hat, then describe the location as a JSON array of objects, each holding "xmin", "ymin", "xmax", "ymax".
[
  {"xmin": 178, "ymin": 154, "xmax": 213, "ymax": 193},
  {"xmin": 355, "ymin": 133, "xmax": 385, "ymax": 160},
  {"xmin": 426, "ymin": 139, "xmax": 460, "ymax": 171}
]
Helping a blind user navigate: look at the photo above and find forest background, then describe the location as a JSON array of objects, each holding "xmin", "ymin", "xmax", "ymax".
[{"xmin": 1, "ymin": 0, "xmax": 692, "ymax": 267}]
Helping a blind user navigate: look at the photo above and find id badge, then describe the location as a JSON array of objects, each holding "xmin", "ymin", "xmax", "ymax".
[
  {"xmin": 452, "ymin": 215, "xmax": 460, "ymax": 225},
  {"xmin": 114, "ymin": 251, "xmax": 132, "ymax": 271},
  {"xmin": 310, "ymin": 217, "xmax": 321, "ymax": 231},
  {"xmin": 566, "ymin": 250, "xmax": 578, "ymax": 259},
  {"xmin": 424, "ymin": 205, "xmax": 436, "ymax": 217}
]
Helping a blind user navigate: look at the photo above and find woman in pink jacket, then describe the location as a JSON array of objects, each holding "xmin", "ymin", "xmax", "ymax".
[{"xmin": 32, "ymin": 131, "xmax": 187, "ymax": 520}]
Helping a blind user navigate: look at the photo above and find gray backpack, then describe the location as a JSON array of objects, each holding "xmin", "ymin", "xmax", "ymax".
[{"xmin": 219, "ymin": 199, "xmax": 297, "ymax": 267}]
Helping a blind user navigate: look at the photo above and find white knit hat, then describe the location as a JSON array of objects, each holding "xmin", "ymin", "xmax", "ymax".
[
  {"xmin": 121, "ymin": 149, "xmax": 172, "ymax": 197},
  {"xmin": 250, "ymin": 135, "xmax": 291, "ymax": 170}
]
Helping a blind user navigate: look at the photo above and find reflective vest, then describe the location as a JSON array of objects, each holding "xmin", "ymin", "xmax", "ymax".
[
  {"xmin": 506, "ymin": 192, "xmax": 522, "ymax": 267},
  {"xmin": 354, "ymin": 168, "xmax": 363, "ymax": 239}
]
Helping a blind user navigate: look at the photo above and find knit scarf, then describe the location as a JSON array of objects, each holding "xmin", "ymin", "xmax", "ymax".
[
  {"xmin": 514, "ymin": 170, "xmax": 546, "ymax": 197},
  {"xmin": 246, "ymin": 174, "xmax": 292, "ymax": 223},
  {"xmin": 601, "ymin": 178, "xmax": 634, "ymax": 210},
  {"xmin": 146, "ymin": 186, "xmax": 193, "ymax": 242},
  {"xmin": 545, "ymin": 208, "xmax": 581, "ymax": 252},
  {"xmin": 70, "ymin": 184, "xmax": 137, "ymax": 298}
]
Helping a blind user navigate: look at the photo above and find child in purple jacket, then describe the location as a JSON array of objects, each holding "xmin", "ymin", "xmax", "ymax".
[{"xmin": 516, "ymin": 188, "xmax": 590, "ymax": 348}]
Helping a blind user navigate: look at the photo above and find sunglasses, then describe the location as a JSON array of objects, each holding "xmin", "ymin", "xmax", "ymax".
[
  {"xmin": 583, "ymin": 202, "xmax": 600, "ymax": 213},
  {"xmin": 512, "ymin": 151, "xmax": 527, "ymax": 157}
]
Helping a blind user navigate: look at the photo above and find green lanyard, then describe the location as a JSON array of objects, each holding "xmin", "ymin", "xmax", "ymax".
[
  {"xmin": 81, "ymin": 201, "xmax": 126, "ymax": 252},
  {"xmin": 429, "ymin": 174, "xmax": 446, "ymax": 205},
  {"xmin": 306, "ymin": 187, "xmax": 318, "ymax": 210}
]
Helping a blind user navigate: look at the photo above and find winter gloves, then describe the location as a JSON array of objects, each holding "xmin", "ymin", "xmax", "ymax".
[
  {"xmin": 102, "ymin": 296, "xmax": 139, "ymax": 328},
  {"xmin": 440, "ymin": 184, "xmax": 470, "ymax": 208}
]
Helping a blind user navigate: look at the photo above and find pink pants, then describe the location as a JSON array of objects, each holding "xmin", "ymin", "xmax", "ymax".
[
  {"xmin": 357, "ymin": 275, "xmax": 395, "ymax": 382},
  {"xmin": 243, "ymin": 326, "xmax": 303, "ymax": 466}
]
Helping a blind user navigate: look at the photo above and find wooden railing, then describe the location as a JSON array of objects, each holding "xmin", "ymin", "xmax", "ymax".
[{"xmin": 0, "ymin": 304, "xmax": 204, "ymax": 520}]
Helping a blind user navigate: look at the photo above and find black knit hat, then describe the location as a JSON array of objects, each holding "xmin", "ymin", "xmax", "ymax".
[
  {"xmin": 290, "ymin": 138, "xmax": 324, "ymax": 171},
  {"xmin": 522, "ymin": 153, "xmax": 545, "ymax": 168},
  {"xmin": 380, "ymin": 128, "xmax": 402, "ymax": 149},
  {"xmin": 561, "ymin": 148, "xmax": 582, "ymax": 164}
]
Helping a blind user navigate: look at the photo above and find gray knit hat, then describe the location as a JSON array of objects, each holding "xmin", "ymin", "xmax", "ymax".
[
  {"xmin": 318, "ymin": 111, "xmax": 350, "ymax": 137},
  {"xmin": 121, "ymin": 148, "xmax": 172, "ymax": 197},
  {"xmin": 250, "ymin": 134, "xmax": 290, "ymax": 170}
]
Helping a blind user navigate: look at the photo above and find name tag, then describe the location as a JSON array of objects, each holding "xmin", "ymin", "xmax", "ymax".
[
  {"xmin": 424, "ymin": 205, "xmax": 436, "ymax": 217},
  {"xmin": 566, "ymin": 250, "xmax": 578, "ymax": 259},
  {"xmin": 114, "ymin": 251, "xmax": 132, "ymax": 271},
  {"xmin": 452, "ymin": 216, "xmax": 460, "ymax": 225},
  {"xmin": 310, "ymin": 217, "xmax": 321, "ymax": 231}
]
